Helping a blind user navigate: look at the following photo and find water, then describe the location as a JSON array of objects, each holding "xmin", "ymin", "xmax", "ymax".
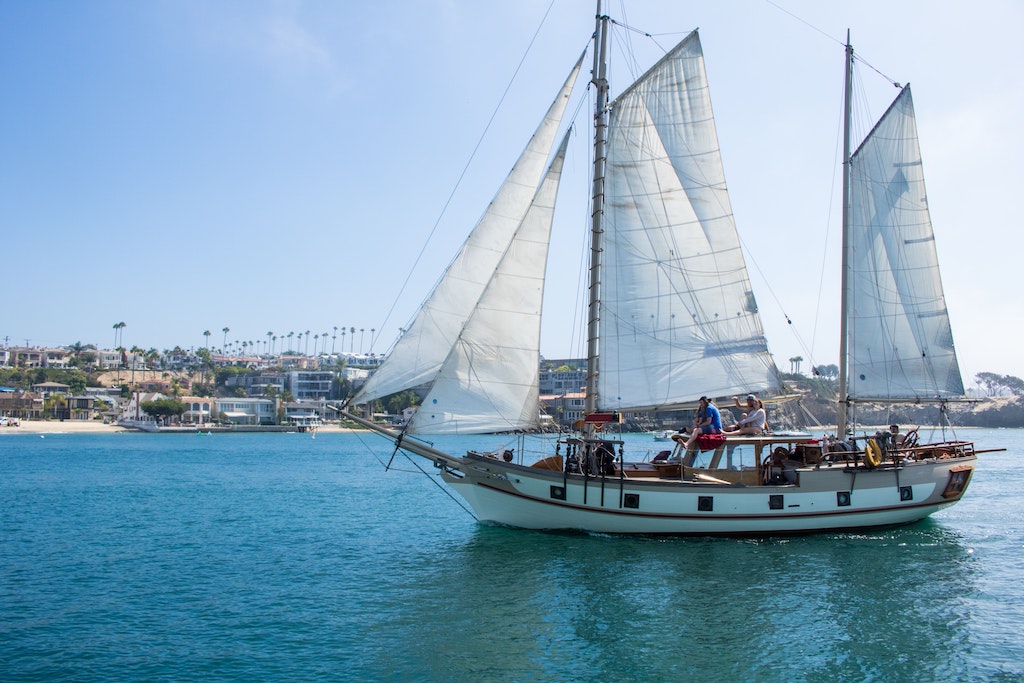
[{"xmin": 2, "ymin": 428, "xmax": 1022, "ymax": 682}]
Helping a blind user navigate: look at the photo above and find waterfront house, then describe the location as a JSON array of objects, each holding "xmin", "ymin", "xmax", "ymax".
[
  {"xmin": 214, "ymin": 398, "xmax": 275, "ymax": 426},
  {"xmin": 31, "ymin": 381, "xmax": 70, "ymax": 398}
]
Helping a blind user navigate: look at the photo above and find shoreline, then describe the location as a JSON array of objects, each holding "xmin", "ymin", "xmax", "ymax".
[{"xmin": 0, "ymin": 421, "xmax": 358, "ymax": 435}]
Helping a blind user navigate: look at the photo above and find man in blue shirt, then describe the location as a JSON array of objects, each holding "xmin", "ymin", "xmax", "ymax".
[{"xmin": 682, "ymin": 396, "xmax": 722, "ymax": 451}]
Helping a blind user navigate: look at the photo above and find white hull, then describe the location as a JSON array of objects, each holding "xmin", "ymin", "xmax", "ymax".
[{"xmin": 441, "ymin": 452, "xmax": 975, "ymax": 535}]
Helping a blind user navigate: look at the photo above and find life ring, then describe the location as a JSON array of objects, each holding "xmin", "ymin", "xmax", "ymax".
[{"xmin": 864, "ymin": 438, "xmax": 883, "ymax": 468}]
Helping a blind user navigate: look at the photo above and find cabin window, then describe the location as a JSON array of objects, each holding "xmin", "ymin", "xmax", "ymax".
[
  {"xmin": 900, "ymin": 486, "xmax": 914, "ymax": 501},
  {"xmin": 623, "ymin": 493, "xmax": 639, "ymax": 509},
  {"xmin": 837, "ymin": 491, "xmax": 852, "ymax": 507},
  {"xmin": 769, "ymin": 495, "xmax": 784, "ymax": 510},
  {"xmin": 550, "ymin": 485, "xmax": 566, "ymax": 501},
  {"xmin": 942, "ymin": 467, "xmax": 973, "ymax": 499},
  {"xmin": 697, "ymin": 496, "xmax": 713, "ymax": 512}
]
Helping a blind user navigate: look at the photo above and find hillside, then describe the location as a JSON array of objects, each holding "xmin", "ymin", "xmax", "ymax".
[{"xmin": 770, "ymin": 374, "xmax": 1024, "ymax": 430}]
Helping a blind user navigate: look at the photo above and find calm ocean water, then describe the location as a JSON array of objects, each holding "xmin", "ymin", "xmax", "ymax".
[{"xmin": 1, "ymin": 427, "xmax": 1022, "ymax": 682}]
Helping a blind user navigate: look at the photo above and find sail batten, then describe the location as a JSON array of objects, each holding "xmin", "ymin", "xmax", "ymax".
[{"xmin": 847, "ymin": 86, "xmax": 964, "ymax": 400}]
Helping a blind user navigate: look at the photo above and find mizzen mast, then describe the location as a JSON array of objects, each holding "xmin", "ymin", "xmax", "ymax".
[{"xmin": 837, "ymin": 30, "xmax": 854, "ymax": 438}]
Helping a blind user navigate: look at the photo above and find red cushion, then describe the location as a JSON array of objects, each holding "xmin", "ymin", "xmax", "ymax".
[{"xmin": 696, "ymin": 433, "xmax": 726, "ymax": 452}]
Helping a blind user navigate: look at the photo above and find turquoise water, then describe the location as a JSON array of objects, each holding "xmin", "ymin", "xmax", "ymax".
[{"xmin": 1, "ymin": 428, "xmax": 1022, "ymax": 682}]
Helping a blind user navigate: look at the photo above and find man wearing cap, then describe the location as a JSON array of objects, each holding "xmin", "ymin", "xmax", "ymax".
[{"xmin": 724, "ymin": 394, "xmax": 767, "ymax": 435}]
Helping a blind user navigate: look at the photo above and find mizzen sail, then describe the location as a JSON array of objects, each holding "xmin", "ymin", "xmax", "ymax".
[{"xmin": 847, "ymin": 86, "xmax": 964, "ymax": 400}]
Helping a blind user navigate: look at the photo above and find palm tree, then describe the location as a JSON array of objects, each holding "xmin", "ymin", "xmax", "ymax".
[
  {"xmin": 349, "ymin": 327, "xmax": 355, "ymax": 352},
  {"xmin": 369, "ymin": 328, "xmax": 375, "ymax": 353},
  {"xmin": 288, "ymin": 331, "xmax": 294, "ymax": 353},
  {"xmin": 297, "ymin": 332, "xmax": 303, "ymax": 355},
  {"xmin": 332, "ymin": 326, "xmax": 338, "ymax": 354},
  {"xmin": 272, "ymin": 335, "xmax": 278, "ymax": 355},
  {"xmin": 340, "ymin": 328, "xmax": 346, "ymax": 354},
  {"xmin": 203, "ymin": 330, "xmax": 211, "ymax": 350},
  {"xmin": 789, "ymin": 356, "xmax": 804, "ymax": 374},
  {"xmin": 222, "ymin": 327, "xmax": 230, "ymax": 349},
  {"xmin": 266, "ymin": 331, "xmax": 272, "ymax": 356},
  {"xmin": 359, "ymin": 328, "xmax": 365, "ymax": 353},
  {"xmin": 112, "ymin": 321, "xmax": 126, "ymax": 381},
  {"xmin": 128, "ymin": 344, "xmax": 144, "ymax": 388},
  {"xmin": 313, "ymin": 334, "xmax": 320, "ymax": 356},
  {"xmin": 305, "ymin": 329, "xmax": 311, "ymax": 356}
]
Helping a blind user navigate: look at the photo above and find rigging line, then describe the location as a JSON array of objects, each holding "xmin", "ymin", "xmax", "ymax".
[
  {"xmin": 370, "ymin": 0, "xmax": 558, "ymax": 341},
  {"xmin": 765, "ymin": 1, "xmax": 901, "ymax": 89},
  {"xmin": 399, "ymin": 449, "xmax": 478, "ymax": 520},
  {"xmin": 606, "ymin": 16, "xmax": 688, "ymax": 55},
  {"xmin": 764, "ymin": 0, "xmax": 842, "ymax": 47},
  {"xmin": 809, "ymin": 73, "xmax": 847, "ymax": 373}
]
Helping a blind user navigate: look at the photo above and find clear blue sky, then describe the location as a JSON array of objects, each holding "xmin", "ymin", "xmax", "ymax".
[{"xmin": 2, "ymin": 1, "xmax": 1020, "ymax": 386}]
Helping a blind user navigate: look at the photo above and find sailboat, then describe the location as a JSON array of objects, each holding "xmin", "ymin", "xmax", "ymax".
[{"xmin": 342, "ymin": 7, "xmax": 982, "ymax": 535}]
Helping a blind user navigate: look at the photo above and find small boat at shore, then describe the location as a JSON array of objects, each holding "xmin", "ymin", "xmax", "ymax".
[{"xmin": 343, "ymin": 3, "xmax": 992, "ymax": 535}]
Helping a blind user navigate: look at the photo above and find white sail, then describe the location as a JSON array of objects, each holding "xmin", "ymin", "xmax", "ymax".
[
  {"xmin": 847, "ymin": 87, "xmax": 964, "ymax": 400},
  {"xmin": 596, "ymin": 31, "xmax": 780, "ymax": 412},
  {"xmin": 353, "ymin": 56, "xmax": 583, "ymax": 406},
  {"xmin": 408, "ymin": 134, "xmax": 569, "ymax": 434}
]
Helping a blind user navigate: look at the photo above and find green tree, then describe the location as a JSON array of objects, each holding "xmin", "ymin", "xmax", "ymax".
[
  {"xmin": 385, "ymin": 390, "xmax": 420, "ymax": 415},
  {"xmin": 975, "ymin": 372, "xmax": 1003, "ymax": 396},
  {"xmin": 813, "ymin": 364, "xmax": 839, "ymax": 379},
  {"xmin": 140, "ymin": 398, "xmax": 186, "ymax": 421},
  {"xmin": 43, "ymin": 394, "xmax": 67, "ymax": 419}
]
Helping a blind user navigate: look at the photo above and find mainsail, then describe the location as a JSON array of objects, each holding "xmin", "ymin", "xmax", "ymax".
[
  {"xmin": 408, "ymin": 134, "xmax": 569, "ymax": 434},
  {"xmin": 596, "ymin": 31, "xmax": 781, "ymax": 412},
  {"xmin": 847, "ymin": 86, "xmax": 964, "ymax": 400},
  {"xmin": 353, "ymin": 56, "xmax": 583, "ymax": 407}
]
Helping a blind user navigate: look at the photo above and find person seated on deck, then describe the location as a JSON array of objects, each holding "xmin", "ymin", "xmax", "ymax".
[
  {"xmin": 724, "ymin": 394, "xmax": 767, "ymax": 435},
  {"xmin": 889, "ymin": 424, "xmax": 919, "ymax": 449},
  {"xmin": 675, "ymin": 396, "xmax": 722, "ymax": 450}
]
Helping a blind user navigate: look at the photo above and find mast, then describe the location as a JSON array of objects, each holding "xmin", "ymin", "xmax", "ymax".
[
  {"xmin": 585, "ymin": 3, "xmax": 609, "ymax": 424},
  {"xmin": 837, "ymin": 31, "xmax": 853, "ymax": 438}
]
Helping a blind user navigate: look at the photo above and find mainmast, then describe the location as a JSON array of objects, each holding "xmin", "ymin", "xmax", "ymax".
[
  {"xmin": 584, "ymin": 3, "xmax": 610, "ymax": 423},
  {"xmin": 837, "ymin": 31, "xmax": 854, "ymax": 438}
]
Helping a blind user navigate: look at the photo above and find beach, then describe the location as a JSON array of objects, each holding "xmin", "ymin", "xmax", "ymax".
[{"xmin": 0, "ymin": 420, "xmax": 128, "ymax": 435}]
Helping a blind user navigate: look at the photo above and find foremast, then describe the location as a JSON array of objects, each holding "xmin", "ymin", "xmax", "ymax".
[{"xmin": 584, "ymin": 4, "xmax": 610, "ymax": 432}]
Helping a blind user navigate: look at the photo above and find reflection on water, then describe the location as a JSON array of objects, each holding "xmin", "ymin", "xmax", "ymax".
[{"xmin": 360, "ymin": 521, "xmax": 981, "ymax": 682}]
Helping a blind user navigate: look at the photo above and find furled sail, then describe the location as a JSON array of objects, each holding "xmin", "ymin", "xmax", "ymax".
[
  {"xmin": 408, "ymin": 133, "xmax": 569, "ymax": 434},
  {"xmin": 847, "ymin": 86, "xmax": 964, "ymax": 400},
  {"xmin": 354, "ymin": 56, "xmax": 583, "ymax": 406},
  {"xmin": 596, "ymin": 31, "xmax": 781, "ymax": 412}
]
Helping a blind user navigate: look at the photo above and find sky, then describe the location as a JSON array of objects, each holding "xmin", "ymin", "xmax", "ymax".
[{"xmin": 2, "ymin": 1, "xmax": 1021, "ymax": 387}]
